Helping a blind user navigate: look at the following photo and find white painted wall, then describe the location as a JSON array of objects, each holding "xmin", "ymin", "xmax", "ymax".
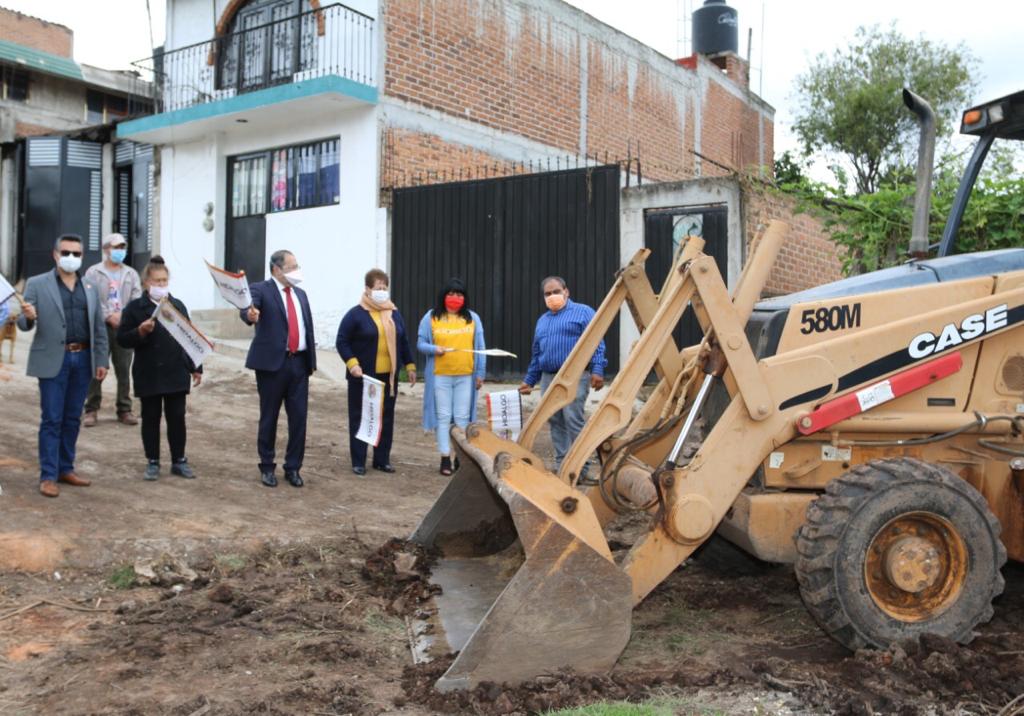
[{"xmin": 157, "ymin": 104, "xmax": 379, "ymax": 347}]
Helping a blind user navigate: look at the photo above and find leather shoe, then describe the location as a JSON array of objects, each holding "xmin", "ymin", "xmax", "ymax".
[
  {"xmin": 285, "ymin": 470, "xmax": 303, "ymax": 487},
  {"xmin": 352, "ymin": 466, "xmax": 366, "ymax": 476},
  {"xmin": 58, "ymin": 472, "xmax": 91, "ymax": 487},
  {"xmin": 261, "ymin": 470, "xmax": 277, "ymax": 487},
  {"xmin": 83, "ymin": 411, "xmax": 97, "ymax": 428},
  {"xmin": 373, "ymin": 463, "xmax": 396, "ymax": 473},
  {"xmin": 40, "ymin": 481, "xmax": 59, "ymax": 498},
  {"xmin": 118, "ymin": 412, "xmax": 139, "ymax": 426}
]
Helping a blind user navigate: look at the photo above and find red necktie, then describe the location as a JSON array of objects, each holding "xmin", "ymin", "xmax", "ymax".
[{"xmin": 284, "ymin": 286, "xmax": 299, "ymax": 353}]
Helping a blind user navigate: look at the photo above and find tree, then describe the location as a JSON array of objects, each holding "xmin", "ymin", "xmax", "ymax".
[{"xmin": 792, "ymin": 25, "xmax": 977, "ymax": 194}]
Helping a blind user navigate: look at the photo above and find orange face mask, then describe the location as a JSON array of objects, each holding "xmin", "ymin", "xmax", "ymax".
[{"xmin": 545, "ymin": 293, "xmax": 566, "ymax": 311}]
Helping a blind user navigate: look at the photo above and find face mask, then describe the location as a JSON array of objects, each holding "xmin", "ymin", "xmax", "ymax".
[
  {"xmin": 58, "ymin": 255, "xmax": 82, "ymax": 273},
  {"xmin": 444, "ymin": 295, "xmax": 465, "ymax": 312},
  {"xmin": 283, "ymin": 269, "xmax": 303, "ymax": 286},
  {"xmin": 371, "ymin": 289, "xmax": 390, "ymax": 304},
  {"xmin": 149, "ymin": 285, "xmax": 169, "ymax": 301},
  {"xmin": 545, "ymin": 293, "xmax": 566, "ymax": 312},
  {"xmin": 110, "ymin": 249, "xmax": 127, "ymax": 264}
]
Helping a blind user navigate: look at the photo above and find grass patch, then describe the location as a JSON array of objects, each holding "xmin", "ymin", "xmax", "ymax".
[
  {"xmin": 362, "ymin": 608, "xmax": 405, "ymax": 638},
  {"xmin": 214, "ymin": 553, "xmax": 248, "ymax": 574},
  {"xmin": 546, "ymin": 697, "xmax": 723, "ymax": 716},
  {"xmin": 107, "ymin": 564, "xmax": 136, "ymax": 590}
]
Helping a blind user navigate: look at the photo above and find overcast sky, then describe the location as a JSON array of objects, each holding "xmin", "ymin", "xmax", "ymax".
[{"xmin": 4, "ymin": 0, "xmax": 1018, "ymax": 162}]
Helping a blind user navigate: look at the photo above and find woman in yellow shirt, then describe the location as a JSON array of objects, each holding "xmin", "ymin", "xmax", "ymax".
[{"xmin": 417, "ymin": 278, "xmax": 486, "ymax": 475}]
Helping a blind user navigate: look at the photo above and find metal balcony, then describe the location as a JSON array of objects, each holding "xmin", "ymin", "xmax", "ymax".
[{"xmin": 133, "ymin": 2, "xmax": 375, "ymax": 115}]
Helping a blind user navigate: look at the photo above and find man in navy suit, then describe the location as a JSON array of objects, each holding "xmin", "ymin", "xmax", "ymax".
[{"xmin": 239, "ymin": 250, "xmax": 316, "ymax": 488}]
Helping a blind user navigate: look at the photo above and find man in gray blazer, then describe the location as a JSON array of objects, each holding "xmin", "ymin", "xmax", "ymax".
[{"xmin": 18, "ymin": 234, "xmax": 109, "ymax": 498}]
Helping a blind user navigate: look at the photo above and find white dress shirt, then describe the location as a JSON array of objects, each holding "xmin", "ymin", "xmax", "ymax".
[{"xmin": 272, "ymin": 276, "xmax": 308, "ymax": 352}]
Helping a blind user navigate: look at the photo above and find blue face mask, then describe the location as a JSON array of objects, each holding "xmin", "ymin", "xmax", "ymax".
[{"xmin": 110, "ymin": 248, "xmax": 127, "ymax": 264}]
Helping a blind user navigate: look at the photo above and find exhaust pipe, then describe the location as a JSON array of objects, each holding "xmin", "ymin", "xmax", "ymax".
[{"xmin": 903, "ymin": 88, "xmax": 936, "ymax": 259}]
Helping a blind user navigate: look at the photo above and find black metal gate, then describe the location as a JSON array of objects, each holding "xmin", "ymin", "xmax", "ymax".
[
  {"xmin": 392, "ymin": 165, "xmax": 621, "ymax": 380},
  {"xmin": 644, "ymin": 204, "xmax": 728, "ymax": 349}
]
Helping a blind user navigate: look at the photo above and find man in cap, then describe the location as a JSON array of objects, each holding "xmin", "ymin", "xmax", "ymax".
[{"xmin": 83, "ymin": 233, "xmax": 142, "ymax": 426}]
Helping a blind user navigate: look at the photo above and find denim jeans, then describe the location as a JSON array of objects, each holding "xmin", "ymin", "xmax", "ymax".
[
  {"xmin": 539, "ymin": 372, "xmax": 590, "ymax": 472},
  {"xmin": 37, "ymin": 350, "xmax": 92, "ymax": 482},
  {"xmin": 434, "ymin": 374, "xmax": 473, "ymax": 455}
]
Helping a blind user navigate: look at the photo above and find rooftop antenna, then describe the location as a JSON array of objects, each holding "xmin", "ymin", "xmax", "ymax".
[
  {"xmin": 677, "ymin": 0, "xmax": 694, "ymax": 57},
  {"xmin": 759, "ymin": 0, "xmax": 765, "ymax": 97}
]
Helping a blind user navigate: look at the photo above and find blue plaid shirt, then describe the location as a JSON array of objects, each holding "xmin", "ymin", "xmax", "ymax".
[{"xmin": 523, "ymin": 299, "xmax": 606, "ymax": 386}]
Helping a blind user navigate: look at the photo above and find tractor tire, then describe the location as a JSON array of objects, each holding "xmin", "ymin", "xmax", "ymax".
[{"xmin": 795, "ymin": 458, "xmax": 1006, "ymax": 650}]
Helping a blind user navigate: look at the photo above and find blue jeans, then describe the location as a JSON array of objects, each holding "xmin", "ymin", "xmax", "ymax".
[
  {"xmin": 433, "ymin": 374, "xmax": 473, "ymax": 455},
  {"xmin": 37, "ymin": 350, "xmax": 92, "ymax": 482},
  {"xmin": 539, "ymin": 372, "xmax": 590, "ymax": 471}
]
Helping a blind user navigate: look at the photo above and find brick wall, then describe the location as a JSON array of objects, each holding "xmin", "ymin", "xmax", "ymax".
[
  {"xmin": 0, "ymin": 8, "xmax": 73, "ymax": 58},
  {"xmin": 743, "ymin": 181, "xmax": 845, "ymax": 296},
  {"xmin": 381, "ymin": 0, "xmax": 770, "ymax": 186}
]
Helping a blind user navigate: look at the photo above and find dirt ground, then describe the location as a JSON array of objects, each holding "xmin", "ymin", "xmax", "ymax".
[{"xmin": 0, "ymin": 339, "xmax": 1022, "ymax": 715}]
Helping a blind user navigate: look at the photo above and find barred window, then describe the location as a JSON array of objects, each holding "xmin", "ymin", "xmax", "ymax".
[{"xmin": 231, "ymin": 137, "xmax": 339, "ymax": 218}]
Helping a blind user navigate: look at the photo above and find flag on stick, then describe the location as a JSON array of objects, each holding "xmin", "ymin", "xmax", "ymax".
[
  {"xmin": 205, "ymin": 260, "xmax": 251, "ymax": 309},
  {"xmin": 452, "ymin": 348, "xmax": 517, "ymax": 358},
  {"xmin": 0, "ymin": 272, "xmax": 15, "ymax": 306},
  {"xmin": 486, "ymin": 389, "xmax": 523, "ymax": 441},
  {"xmin": 153, "ymin": 299, "xmax": 215, "ymax": 367},
  {"xmin": 355, "ymin": 376, "xmax": 385, "ymax": 446}
]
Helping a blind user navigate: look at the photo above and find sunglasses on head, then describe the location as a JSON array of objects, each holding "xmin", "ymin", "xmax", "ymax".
[{"xmin": 60, "ymin": 250, "xmax": 83, "ymax": 257}]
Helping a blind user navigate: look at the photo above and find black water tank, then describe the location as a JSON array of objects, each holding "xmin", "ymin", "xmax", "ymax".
[{"xmin": 692, "ymin": 0, "xmax": 738, "ymax": 55}]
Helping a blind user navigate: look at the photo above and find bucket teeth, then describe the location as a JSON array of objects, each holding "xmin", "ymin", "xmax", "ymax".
[{"xmin": 409, "ymin": 426, "xmax": 633, "ymax": 690}]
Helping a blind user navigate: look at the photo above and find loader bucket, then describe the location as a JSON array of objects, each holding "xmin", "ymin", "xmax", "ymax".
[{"xmin": 409, "ymin": 424, "xmax": 633, "ymax": 691}]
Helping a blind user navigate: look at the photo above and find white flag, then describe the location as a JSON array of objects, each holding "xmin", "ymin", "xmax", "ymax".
[
  {"xmin": 452, "ymin": 348, "xmax": 517, "ymax": 358},
  {"xmin": 486, "ymin": 389, "xmax": 523, "ymax": 441},
  {"xmin": 153, "ymin": 299, "xmax": 215, "ymax": 367},
  {"xmin": 0, "ymin": 272, "xmax": 14, "ymax": 305},
  {"xmin": 205, "ymin": 260, "xmax": 251, "ymax": 309},
  {"xmin": 355, "ymin": 375, "xmax": 385, "ymax": 446}
]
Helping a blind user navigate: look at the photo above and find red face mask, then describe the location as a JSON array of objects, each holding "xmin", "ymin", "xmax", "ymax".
[{"xmin": 444, "ymin": 295, "xmax": 465, "ymax": 312}]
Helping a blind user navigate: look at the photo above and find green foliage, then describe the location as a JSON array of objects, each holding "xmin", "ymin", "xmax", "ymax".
[
  {"xmin": 545, "ymin": 698, "xmax": 722, "ymax": 716},
  {"xmin": 107, "ymin": 564, "xmax": 137, "ymax": 590},
  {"xmin": 773, "ymin": 151, "xmax": 806, "ymax": 185},
  {"xmin": 793, "ymin": 24, "xmax": 977, "ymax": 194},
  {"xmin": 779, "ymin": 146, "xmax": 1024, "ymax": 275}
]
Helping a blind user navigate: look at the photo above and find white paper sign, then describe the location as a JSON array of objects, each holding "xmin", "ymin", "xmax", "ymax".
[
  {"xmin": 768, "ymin": 452, "xmax": 784, "ymax": 469},
  {"xmin": 153, "ymin": 299, "xmax": 215, "ymax": 367},
  {"xmin": 486, "ymin": 389, "xmax": 523, "ymax": 441},
  {"xmin": 205, "ymin": 260, "xmax": 252, "ymax": 309},
  {"xmin": 855, "ymin": 379, "xmax": 895, "ymax": 412},
  {"xmin": 356, "ymin": 376, "xmax": 385, "ymax": 446},
  {"xmin": 0, "ymin": 272, "xmax": 15, "ymax": 305}
]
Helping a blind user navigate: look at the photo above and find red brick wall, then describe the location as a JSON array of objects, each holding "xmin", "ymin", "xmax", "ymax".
[
  {"xmin": 743, "ymin": 182, "xmax": 845, "ymax": 296},
  {"xmin": 0, "ymin": 8, "xmax": 73, "ymax": 58},
  {"xmin": 381, "ymin": 0, "xmax": 769, "ymax": 185}
]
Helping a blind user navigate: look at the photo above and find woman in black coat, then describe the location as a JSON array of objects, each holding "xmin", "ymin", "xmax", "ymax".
[{"xmin": 117, "ymin": 256, "xmax": 202, "ymax": 481}]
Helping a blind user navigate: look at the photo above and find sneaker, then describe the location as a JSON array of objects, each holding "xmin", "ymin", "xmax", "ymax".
[
  {"xmin": 83, "ymin": 411, "xmax": 98, "ymax": 428},
  {"xmin": 144, "ymin": 461, "xmax": 160, "ymax": 481},
  {"xmin": 171, "ymin": 459, "xmax": 195, "ymax": 479}
]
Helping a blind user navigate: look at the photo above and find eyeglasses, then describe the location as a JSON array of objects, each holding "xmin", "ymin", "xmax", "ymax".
[{"xmin": 60, "ymin": 250, "xmax": 83, "ymax": 258}]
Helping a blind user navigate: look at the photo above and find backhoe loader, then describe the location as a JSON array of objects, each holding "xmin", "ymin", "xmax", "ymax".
[{"xmin": 408, "ymin": 88, "xmax": 1024, "ymax": 691}]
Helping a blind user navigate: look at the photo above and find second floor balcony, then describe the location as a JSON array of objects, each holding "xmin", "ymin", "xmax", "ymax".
[{"xmin": 118, "ymin": 2, "xmax": 376, "ymax": 144}]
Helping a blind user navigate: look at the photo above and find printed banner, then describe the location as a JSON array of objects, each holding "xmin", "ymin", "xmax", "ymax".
[
  {"xmin": 355, "ymin": 375, "xmax": 385, "ymax": 446},
  {"xmin": 0, "ymin": 272, "xmax": 15, "ymax": 305},
  {"xmin": 486, "ymin": 389, "xmax": 523, "ymax": 441},
  {"xmin": 153, "ymin": 299, "xmax": 215, "ymax": 367},
  {"xmin": 205, "ymin": 260, "xmax": 252, "ymax": 309}
]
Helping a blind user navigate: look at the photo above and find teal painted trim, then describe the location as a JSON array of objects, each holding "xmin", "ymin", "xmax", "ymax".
[
  {"xmin": 0, "ymin": 38, "xmax": 83, "ymax": 81},
  {"xmin": 116, "ymin": 75, "xmax": 377, "ymax": 138}
]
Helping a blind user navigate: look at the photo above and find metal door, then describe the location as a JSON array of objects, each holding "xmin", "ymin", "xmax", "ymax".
[
  {"xmin": 392, "ymin": 165, "xmax": 621, "ymax": 380},
  {"xmin": 236, "ymin": 0, "xmax": 300, "ymax": 91},
  {"xmin": 644, "ymin": 205, "xmax": 728, "ymax": 349}
]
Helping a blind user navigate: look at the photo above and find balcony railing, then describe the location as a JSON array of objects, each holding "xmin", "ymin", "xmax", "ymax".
[{"xmin": 133, "ymin": 3, "xmax": 375, "ymax": 114}]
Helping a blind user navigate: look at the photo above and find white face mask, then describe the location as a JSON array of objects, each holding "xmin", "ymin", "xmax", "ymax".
[
  {"xmin": 283, "ymin": 268, "xmax": 303, "ymax": 286},
  {"xmin": 57, "ymin": 255, "xmax": 82, "ymax": 273},
  {"xmin": 149, "ymin": 285, "xmax": 169, "ymax": 301},
  {"xmin": 370, "ymin": 289, "xmax": 390, "ymax": 304}
]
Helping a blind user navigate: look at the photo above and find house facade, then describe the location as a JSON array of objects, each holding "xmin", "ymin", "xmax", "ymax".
[{"xmin": 119, "ymin": 0, "xmax": 814, "ymax": 356}]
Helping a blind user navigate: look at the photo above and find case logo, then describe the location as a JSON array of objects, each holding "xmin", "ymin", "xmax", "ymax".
[{"xmin": 908, "ymin": 304, "xmax": 1008, "ymax": 359}]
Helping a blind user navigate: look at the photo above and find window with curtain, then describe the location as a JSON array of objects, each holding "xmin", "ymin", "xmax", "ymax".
[{"xmin": 231, "ymin": 138, "xmax": 339, "ymax": 217}]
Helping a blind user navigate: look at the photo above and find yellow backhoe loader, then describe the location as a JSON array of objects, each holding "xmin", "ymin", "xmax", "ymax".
[{"xmin": 409, "ymin": 88, "xmax": 1024, "ymax": 691}]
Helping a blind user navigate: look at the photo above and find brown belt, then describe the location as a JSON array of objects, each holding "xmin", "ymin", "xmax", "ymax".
[{"xmin": 66, "ymin": 342, "xmax": 90, "ymax": 352}]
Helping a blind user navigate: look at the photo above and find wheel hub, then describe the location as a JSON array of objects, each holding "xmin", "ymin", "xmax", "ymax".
[{"xmin": 864, "ymin": 512, "xmax": 968, "ymax": 621}]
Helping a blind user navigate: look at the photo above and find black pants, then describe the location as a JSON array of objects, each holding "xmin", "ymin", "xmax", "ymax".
[
  {"xmin": 255, "ymin": 355, "xmax": 309, "ymax": 472},
  {"xmin": 140, "ymin": 392, "xmax": 187, "ymax": 463},
  {"xmin": 347, "ymin": 372, "xmax": 396, "ymax": 469}
]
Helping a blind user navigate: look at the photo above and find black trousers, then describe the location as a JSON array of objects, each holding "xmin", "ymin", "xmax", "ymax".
[
  {"xmin": 140, "ymin": 392, "xmax": 187, "ymax": 463},
  {"xmin": 255, "ymin": 355, "xmax": 309, "ymax": 472},
  {"xmin": 347, "ymin": 372, "xmax": 396, "ymax": 469}
]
